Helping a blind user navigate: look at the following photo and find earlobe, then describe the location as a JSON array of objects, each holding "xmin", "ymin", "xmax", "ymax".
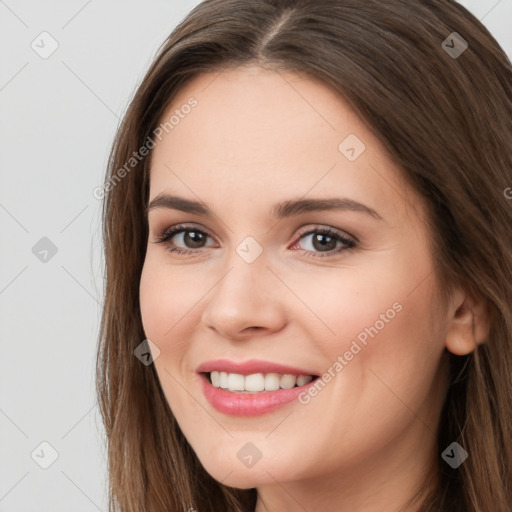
[{"xmin": 445, "ymin": 289, "xmax": 491, "ymax": 356}]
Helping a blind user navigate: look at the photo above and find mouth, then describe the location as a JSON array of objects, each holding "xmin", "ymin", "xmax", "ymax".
[
  {"xmin": 198, "ymin": 371, "xmax": 321, "ymax": 416},
  {"xmin": 201, "ymin": 371, "xmax": 320, "ymax": 394}
]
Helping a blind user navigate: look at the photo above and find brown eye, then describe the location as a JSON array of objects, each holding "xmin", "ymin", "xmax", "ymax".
[
  {"xmin": 291, "ymin": 227, "xmax": 357, "ymax": 258},
  {"xmin": 178, "ymin": 230, "xmax": 207, "ymax": 249},
  {"xmin": 154, "ymin": 224, "xmax": 215, "ymax": 255}
]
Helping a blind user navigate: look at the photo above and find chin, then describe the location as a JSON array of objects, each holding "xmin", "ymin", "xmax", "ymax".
[{"xmin": 199, "ymin": 454, "xmax": 288, "ymax": 489}]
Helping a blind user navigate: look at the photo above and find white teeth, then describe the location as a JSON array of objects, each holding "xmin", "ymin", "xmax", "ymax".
[
  {"xmin": 211, "ymin": 371, "xmax": 220, "ymax": 387},
  {"xmin": 244, "ymin": 373, "xmax": 265, "ymax": 392},
  {"xmin": 296, "ymin": 375, "xmax": 313, "ymax": 386},
  {"xmin": 209, "ymin": 371, "xmax": 315, "ymax": 392},
  {"xmin": 219, "ymin": 371, "xmax": 229, "ymax": 388},
  {"xmin": 264, "ymin": 373, "xmax": 281, "ymax": 391},
  {"xmin": 227, "ymin": 372, "xmax": 245, "ymax": 391},
  {"xmin": 279, "ymin": 374, "xmax": 296, "ymax": 389}
]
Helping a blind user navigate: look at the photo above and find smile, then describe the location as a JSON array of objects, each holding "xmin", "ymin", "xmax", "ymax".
[
  {"xmin": 198, "ymin": 372, "xmax": 320, "ymax": 416},
  {"xmin": 207, "ymin": 371, "xmax": 315, "ymax": 393}
]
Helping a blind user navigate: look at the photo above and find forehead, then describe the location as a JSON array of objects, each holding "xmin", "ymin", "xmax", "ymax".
[
  {"xmin": 152, "ymin": 64, "xmax": 371, "ymax": 162},
  {"xmin": 148, "ymin": 64, "xmax": 421, "ymax": 225}
]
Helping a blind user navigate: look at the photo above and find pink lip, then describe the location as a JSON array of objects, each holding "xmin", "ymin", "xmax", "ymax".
[
  {"xmin": 199, "ymin": 373, "xmax": 319, "ymax": 416},
  {"xmin": 195, "ymin": 358, "xmax": 318, "ymax": 376}
]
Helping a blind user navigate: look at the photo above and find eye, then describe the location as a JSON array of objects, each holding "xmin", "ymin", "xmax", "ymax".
[
  {"xmin": 153, "ymin": 224, "xmax": 357, "ymax": 258},
  {"xmin": 290, "ymin": 226, "xmax": 357, "ymax": 258},
  {"xmin": 153, "ymin": 224, "xmax": 215, "ymax": 255}
]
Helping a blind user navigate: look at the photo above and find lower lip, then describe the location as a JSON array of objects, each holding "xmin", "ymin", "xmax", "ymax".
[{"xmin": 199, "ymin": 373, "xmax": 318, "ymax": 416}]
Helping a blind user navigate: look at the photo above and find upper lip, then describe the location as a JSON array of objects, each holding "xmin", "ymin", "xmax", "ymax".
[{"xmin": 196, "ymin": 359, "xmax": 319, "ymax": 376}]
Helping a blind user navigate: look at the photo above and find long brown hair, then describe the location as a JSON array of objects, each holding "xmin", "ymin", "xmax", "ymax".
[{"xmin": 96, "ymin": 1, "xmax": 512, "ymax": 510}]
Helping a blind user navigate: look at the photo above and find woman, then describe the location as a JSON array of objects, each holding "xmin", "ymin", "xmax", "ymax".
[{"xmin": 96, "ymin": 1, "xmax": 512, "ymax": 510}]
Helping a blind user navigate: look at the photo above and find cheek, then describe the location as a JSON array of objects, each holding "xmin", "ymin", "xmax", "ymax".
[
  {"xmin": 139, "ymin": 256, "xmax": 200, "ymax": 414},
  {"xmin": 139, "ymin": 254, "xmax": 196, "ymax": 355},
  {"xmin": 314, "ymin": 261, "xmax": 443, "ymax": 388},
  {"xmin": 306, "ymin": 268, "xmax": 402, "ymax": 356}
]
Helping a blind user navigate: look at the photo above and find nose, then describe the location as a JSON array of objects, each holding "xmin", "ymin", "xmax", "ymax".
[{"xmin": 200, "ymin": 255, "xmax": 287, "ymax": 340}]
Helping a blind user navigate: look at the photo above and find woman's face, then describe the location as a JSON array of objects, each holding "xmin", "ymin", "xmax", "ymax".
[{"xmin": 139, "ymin": 64, "xmax": 452, "ymax": 492}]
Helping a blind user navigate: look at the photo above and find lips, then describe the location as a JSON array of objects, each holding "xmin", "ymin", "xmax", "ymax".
[
  {"xmin": 196, "ymin": 358, "xmax": 318, "ymax": 376},
  {"xmin": 198, "ymin": 373, "xmax": 319, "ymax": 416},
  {"xmin": 196, "ymin": 359, "xmax": 320, "ymax": 416}
]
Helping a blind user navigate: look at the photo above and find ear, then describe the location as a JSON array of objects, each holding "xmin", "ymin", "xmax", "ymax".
[{"xmin": 445, "ymin": 286, "xmax": 491, "ymax": 356}]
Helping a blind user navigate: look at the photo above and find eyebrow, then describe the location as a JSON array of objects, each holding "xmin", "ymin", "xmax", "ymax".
[{"xmin": 146, "ymin": 193, "xmax": 383, "ymax": 220}]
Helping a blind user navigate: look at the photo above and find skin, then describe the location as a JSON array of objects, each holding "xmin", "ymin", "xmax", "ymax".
[{"xmin": 139, "ymin": 64, "xmax": 490, "ymax": 512}]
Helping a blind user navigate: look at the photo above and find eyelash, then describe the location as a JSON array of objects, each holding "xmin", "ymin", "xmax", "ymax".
[{"xmin": 153, "ymin": 223, "xmax": 357, "ymax": 259}]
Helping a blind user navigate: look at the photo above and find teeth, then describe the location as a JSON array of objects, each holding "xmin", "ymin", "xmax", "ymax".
[
  {"xmin": 211, "ymin": 371, "xmax": 220, "ymax": 387},
  {"xmin": 265, "ymin": 373, "xmax": 281, "ymax": 391},
  {"xmin": 296, "ymin": 375, "xmax": 313, "ymax": 386},
  {"xmin": 218, "ymin": 371, "xmax": 228, "ymax": 388},
  {"xmin": 280, "ymin": 374, "xmax": 296, "ymax": 389},
  {"xmin": 245, "ymin": 373, "xmax": 265, "ymax": 392},
  {"xmin": 227, "ymin": 372, "xmax": 244, "ymax": 391},
  {"xmin": 209, "ymin": 371, "xmax": 315, "ymax": 392}
]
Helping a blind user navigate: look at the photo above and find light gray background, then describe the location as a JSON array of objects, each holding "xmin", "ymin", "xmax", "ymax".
[{"xmin": 1, "ymin": 1, "xmax": 510, "ymax": 510}]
